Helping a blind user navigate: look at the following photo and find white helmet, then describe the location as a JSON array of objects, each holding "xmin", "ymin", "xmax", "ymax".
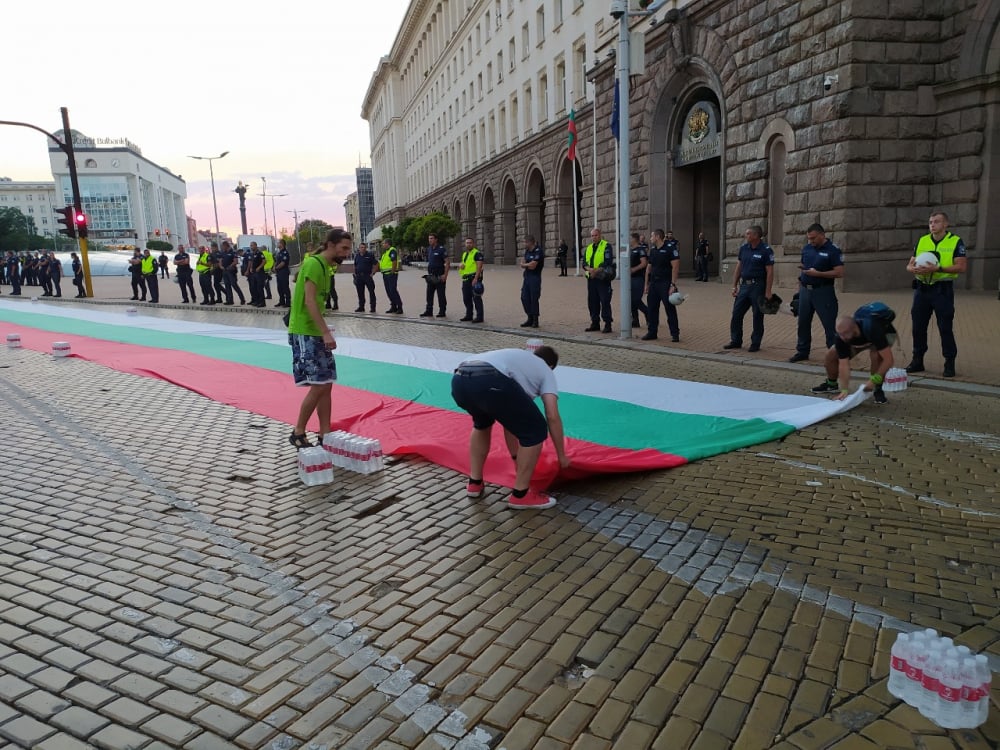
[{"xmin": 668, "ymin": 291, "xmax": 687, "ymax": 306}]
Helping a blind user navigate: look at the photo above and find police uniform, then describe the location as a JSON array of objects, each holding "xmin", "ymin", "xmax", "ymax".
[
  {"xmin": 274, "ymin": 246, "xmax": 292, "ymax": 307},
  {"xmin": 141, "ymin": 252, "xmax": 159, "ymax": 303},
  {"xmin": 210, "ymin": 248, "xmax": 226, "ymax": 302},
  {"xmin": 794, "ymin": 239, "xmax": 843, "ymax": 358},
  {"xmin": 353, "ymin": 249, "xmax": 378, "ymax": 312},
  {"xmin": 380, "ymin": 245, "xmax": 403, "ymax": 313},
  {"xmin": 645, "ymin": 239, "xmax": 680, "ymax": 341},
  {"xmin": 629, "ymin": 242, "xmax": 649, "ymax": 327},
  {"xmin": 249, "ymin": 247, "xmax": 267, "ymax": 306},
  {"xmin": 727, "ymin": 241, "xmax": 775, "ymax": 350},
  {"xmin": 7, "ymin": 252, "xmax": 21, "ymax": 295},
  {"xmin": 174, "ymin": 249, "xmax": 196, "ymax": 303},
  {"xmin": 460, "ymin": 246, "xmax": 485, "ymax": 322},
  {"xmin": 196, "ymin": 249, "xmax": 215, "ymax": 304},
  {"xmin": 519, "ymin": 244, "xmax": 542, "ymax": 326},
  {"xmin": 421, "ymin": 243, "xmax": 449, "ymax": 317},
  {"xmin": 909, "ymin": 231, "xmax": 965, "ymax": 371},
  {"xmin": 261, "ymin": 248, "xmax": 274, "ymax": 299},
  {"xmin": 72, "ymin": 256, "xmax": 84, "ymax": 297},
  {"xmin": 47, "ymin": 255, "xmax": 63, "ymax": 298},
  {"xmin": 584, "ymin": 239, "xmax": 614, "ymax": 331},
  {"xmin": 129, "ymin": 251, "xmax": 146, "ymax": 300},
  {"xmin": 221, "ymin": 246, "xmax": 246, "ymax": 305},
  {"xmin": 37, "ymin": 254, "xmax": 52, "ymax": 296},
  {"xmin": 695, "ymin": 237, "xmax": 710, "ymax": 281}
]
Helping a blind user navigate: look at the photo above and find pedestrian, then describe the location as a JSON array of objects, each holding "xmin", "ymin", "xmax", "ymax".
[
  {"xmin": 274, "ymin": 239, "xmax": 291, "ymax": 307},
  {"xmin": 419, "ymin": 233, "xmax": 449, "ymax": 317},
  {"xmin": 196, "ymin": 246, "xmax": 215, "ymax": 304},
  {"xmin": 287, "ymin": 229, "xmax": 354, "ymax": 449},
  {"xmin": 519, "ymin": 235, "xmax": 543, "ymax": 328},
  {"xmin": 460, "ymin": 237, "xmax": 485, "ymax": 323},
  {"xmin": 811, "ymin": 303, "xmax": 897, "ymax": 405},
  {"xmin": 628, "ymin": 232, "xmax": 649, "ymax": 328},
  {"xmin": 6, "ymin": 251, "xmax": 21, "ymax": 295},
  {"xmin": 174, "ymin": 244, "xmax": 196, "ymax": 303},
  {"xmin": 905, "ymin": 211, "xmax": 966, "ymax": 378},
  {"xmin": 352, "ymin": 243, "xmax": 378, "ymax": 312},
  {"xmin": 70, "ymin": 252, "xmax": 85, "ymax": 297},
  {"xmin": 158, "ymin": 251, "xmax": 170, "ymax": 279},
  {"xmin": 557, "ymin": 240, "xmax": 569, "ymax": 276},
  {"xmin": 790, "ymin": 223, "xmax": 843, "ymax": 362},
  {"xmin": 642, "ymin": 229, "xmax": 681, "ymax": 342},
  {"xmin": 141, "ymin": 248, "xmax": 159, "ymax": 303},
  {"xmin": 221, "ymin": 241, "xmax": 246, "ymax": 305},
  {"xmin": 723, "ymin": 225, "xmax": 775, "ymax": 352},
  {"xmin": 128, "ymin": 248, "xmax": 146, "ymax": 300},
  {"xmin": 379, "ymin": 239, "xmax": 404, "ymax": 314},
  {"xmin": 451, "ymin": 346, "xmax": 571, "ymax": 510},
  {"xmin": 47, "ymin": 252, "xmax": 63, "ymax": 298},
  {"xmin": 583, "ymin": 227, "xmax": 615, "ymax": 333},
  {"xmin": 694, "ymin": 232, "xmax": 711, "ymax": 281},
  {"xmin": 249, "ymin": 242, "xmax": 267, "ymax": 307},
  {"xmin": 37, "ymin": 252, "xmax": 52, "ymax": 296}
]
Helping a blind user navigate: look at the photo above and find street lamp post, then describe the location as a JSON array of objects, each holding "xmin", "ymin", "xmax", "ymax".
[
  {"xmin": 269, "ymin": 194, "xmax": 288, "ymax": 241},
  {"xmin": 261, "ymin": 177, "xmax": 269, "ymax": 235},
  {"xmin": 287, "ymin": 208, "xmax": 308, "ymax": 262},
  {"xmin": 188, "ymin": 151, "xmax": 230, "ymax": 253}
]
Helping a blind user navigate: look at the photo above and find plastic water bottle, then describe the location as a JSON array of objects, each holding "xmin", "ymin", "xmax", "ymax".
[
  {"xmin": 975, "ymin": 654, "xmax": 991, "ymax": 727},
  {"xmin": 298, "ymin": 446, "xmax": 334, "ymax": 486},
  {"xmin": 936, "ymin": 658, "xmax": 964, "ymax": 728},
  {"xmin": 370, "ymin": 439, "xmax": 384, "ymax": 472},
  {"xmin": 904, "ymin": 632, "xmax": 929, "ymax": 706},
  {"xmin": 959, "ymin": 656, "xmax": 980, "ymax": 728},
  {"xmin": 919, "ymin": 641, "xmax": 946, "ymax": 719},
  {"xmin": 888, "ymin": 634, "xmax": 911, "ymax": 700},
  {"xmin": 323, "ymin": 431, "xmax": 345, "ymax": 468}
]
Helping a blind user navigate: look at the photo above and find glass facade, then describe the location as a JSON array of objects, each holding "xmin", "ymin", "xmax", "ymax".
[
  {"xmin": 356, "ymin": 167, "xmax": 375, "ymax": 242},
  {"xmin": 60, "ymin": 176, "xmax": 133, "ymax": 233}
]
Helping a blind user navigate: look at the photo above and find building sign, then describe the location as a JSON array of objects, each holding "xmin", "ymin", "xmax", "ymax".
[
  {"xmin": 674, "ymin": 101, "xmax": 721, "ymax": 167},
  {"xmin": 71, "ymin": 136, "xmax": 143, "ymax": 155}
]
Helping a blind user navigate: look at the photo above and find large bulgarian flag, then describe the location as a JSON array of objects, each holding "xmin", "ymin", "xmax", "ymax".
[{"xmin": 0, "ymin": 301, "xmax": 866, "ymax": 490}]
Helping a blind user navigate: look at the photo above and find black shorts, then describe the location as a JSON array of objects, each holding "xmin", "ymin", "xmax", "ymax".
[{"xmin": 451, "ymin": 366, "xmax": 548, "ymax": 447}]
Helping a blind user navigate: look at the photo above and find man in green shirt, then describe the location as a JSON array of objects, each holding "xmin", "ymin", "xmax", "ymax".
[{"xmin": 288, "ymin": 228, "xmax": 354, "ymax": 449}]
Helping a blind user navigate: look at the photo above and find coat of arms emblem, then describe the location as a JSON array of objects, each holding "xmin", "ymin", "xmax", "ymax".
[{"xmin": 687, "ymin": 107, "xmax": 710, "ymax": 143}]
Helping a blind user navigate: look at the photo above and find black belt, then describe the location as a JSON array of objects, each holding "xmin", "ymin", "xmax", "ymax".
[
  {"xmin": 462, "ymin": 274, "xmax": 477, "ymax": 280},
  {"xmin": 801, "ymin": 281, "xmax": 833, "ymax": 288},
  {"xmin": 454, "ymin": 363, "xmax": 498, "ymax": 376},
  {"xmin": 919, "ymin": 280, "xmax": 952, "ymax": 287},
  {"xmin": 740, "ymin": 278, "xmax": 761, "ymax": 285}
]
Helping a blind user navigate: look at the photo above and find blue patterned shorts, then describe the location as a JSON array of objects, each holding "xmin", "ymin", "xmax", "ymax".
[{"xmin": 289, "ymin": 333, "xmax": 337, "ymax": 386}]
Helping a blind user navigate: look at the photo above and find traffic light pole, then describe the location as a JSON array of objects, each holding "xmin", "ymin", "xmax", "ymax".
[{"xmin": 0, "ymin": 108, "xmax": 93, "ymax": 296}]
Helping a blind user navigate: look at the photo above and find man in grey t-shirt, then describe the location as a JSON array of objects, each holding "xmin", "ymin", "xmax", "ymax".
[{"xmin": 451, "ymin": 347, "xmax": 571, "ymax": 510}]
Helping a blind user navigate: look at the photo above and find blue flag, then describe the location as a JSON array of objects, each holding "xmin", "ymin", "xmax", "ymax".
[{"xmin": 610, "ymin": 78, "xmax": 620, "ymax": 141}]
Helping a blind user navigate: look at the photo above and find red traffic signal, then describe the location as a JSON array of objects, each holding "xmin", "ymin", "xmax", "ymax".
[
  {"xmin": 73, "ymin": 210, "xmax": 88, "ymax": 238},
  {"xmin": 55, "ymin": 206, "xmax": 76, "ymax": 239}
]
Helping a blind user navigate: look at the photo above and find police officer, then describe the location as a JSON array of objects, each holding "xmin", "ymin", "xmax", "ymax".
[
  {"xmin": 419, "ymin": 233, "xmax": 449, "ymax": 317},
  {"xmin": 128, "ymin": 248, "xmax": 145, "ymax": 300},
  {"xmin": 790, "ymin": 223, "xmax": 843, "ymax": 362},
  {"xmin": 723, "ymin": 225, "xmax": 775, "ymax": 352},
  {"xmin": 196, "ymin": 246, "xmax": 215, "ymax": 304},
  {"xmin": 274, "ymin": 239, "xmax": 292, "ymax": 307},
  {"xmin": 261, "ymin": 244, "xmax": 274, "ymax": 300},
  {"xmin": 695, "ymin": 232, "xmax": 711, "ymax": 281},
  {"xmin": 6, "ymin": 251, "xmax": 21, "ymax": 295},
  {"xmin": 249, "ymin": 242, "xmax": 267, "ymax": 307},
  {"xmin": 628, "ymin": 232, "xmax": 649, "ymax": 328},
  {"xmin": 221, "ymin": 241, "xmax": 246, "ymax": 305},
  {"xmin": 158, "ymin": 251, "xmax": 170, "ymax": 279},
  {"xmin": 459, "ymin": 237, "xmax": 485, "ymax": 323},
  {"xmin": 583, "ymin": 227, "xmax": 614, "ymax": 333},
  {"xmin": 352, "ymin": 243, "xmax": 378, "ymax": 312},
  {"xmin": 70, "ymin": 252, "xmax": 85, "ymax": 297},
  {"xmin": 379, "ymin": 240, "xmax": 403, "ymax": 314},
  {"xmin": 47, "ymin": 251, "xmax": 63, "ymax": 298},
  {"xmin": 519, "ymin": 235, "xmax": 543, "ymax": 328},
  {"xmin": 210, "ymin": 243, "xmax": 226, "ymax": 303},
  {"xmin": 37, "ymin": 252, "xmax": 52, "ymax": 296},
  {"xmin": 557, "ymin": 240, "xmax": 569, "ymax": 276},
  {"xmin": 905, "ymin": 211, "xmax": 966, "ymax": 378},
  {"xmin": 642, "ymin": 229, "xmax": 680, "ymax": 342},
  {"xmin": 141, "ymin": 248, "xmax": 159, "ymax": 303},
  {"xmin": 174, "ymin": 244, "xmax": 196, "ymax": 303}
]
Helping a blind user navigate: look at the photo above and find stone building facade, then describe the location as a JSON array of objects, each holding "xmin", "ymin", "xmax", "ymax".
[{"xmin": 368, "ymin": 0, "xmax": 1000, "ymax": 292}]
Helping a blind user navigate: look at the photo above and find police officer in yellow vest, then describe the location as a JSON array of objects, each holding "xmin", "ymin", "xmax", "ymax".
[
  {"xmin": 140, "ymin": 248, "xmax": 159, "ymax": 303},
  {"xmin": 262, "ymin": 246, "xmax": 275, "ymax": 300},
  {"xmin": 379, "ymin": 240, "xmax": 404, "ymax": 314},
  {"xmin": 583, "ymin": 227, "xmax": 614, "ymax": 333},
  {"xmin": 459, "ymin": 238, "xmax": 484, "ymax": 323},
  {"xmin": 196, "ymin": 246, "xmax": 215, "ymax": 304},
  {"xmin": 905, "ymin": 211, "xmax": 966, "ymax": 378}
]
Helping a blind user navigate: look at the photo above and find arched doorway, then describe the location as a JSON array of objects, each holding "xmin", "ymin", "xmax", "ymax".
[
  {"xmin": 525, "ymin": 167, "xmax": 545, "ymax": 247},
  {"xmin": 482, "ymin": 187, "xmax": 496, "ymax": 262},
  {"xmin": 499, "ymin": 178, "xmax": 518, "ymax": 264},
  {"xmin": 557, "ymin": 158, "xmax": 584, "ymax": 259}
]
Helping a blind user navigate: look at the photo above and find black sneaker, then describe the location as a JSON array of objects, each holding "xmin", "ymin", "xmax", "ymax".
[
  {"xmin": 723, "ymin": 342, "xmax": 741, "ymax": 350},
  {"xmin": 943, "ymin": 359, "xmax": 956, "ymax": 378},
  {"xmin": 811, "ymin": 380, "xmax": 840, "ymax": 394},
  {"xmin": 905, "ymin": 359, "xmax": 925, "ymax": 374},
  {"xmin": 873, "ymin": 388, "xmax": 888, "ymax": 405}
]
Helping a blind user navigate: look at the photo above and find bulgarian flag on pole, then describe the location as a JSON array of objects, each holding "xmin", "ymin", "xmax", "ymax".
[{"xmin": 567, "ymin": 108, "xmax": 578, "ymax": 161}]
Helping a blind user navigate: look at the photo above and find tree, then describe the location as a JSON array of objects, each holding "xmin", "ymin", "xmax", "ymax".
[
  {"xmin": 0, "ymin": 206, "xmax": 35, "ymax": 252},
  {"xmin": 296, "ymin": 219, "xmax": 336, "ymax": 250},
  {"xmin": 415, "ymin": 211, "xmax": 461, "ymax": 245},
  {"xmin": 145, "ymin": 240, "xmax": 174, "ymax": 253}
]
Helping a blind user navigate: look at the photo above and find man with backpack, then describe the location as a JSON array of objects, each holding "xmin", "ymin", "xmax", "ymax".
[{"xmin": 811, "ymin": 302, "xmax": 896, "ymax": 404}]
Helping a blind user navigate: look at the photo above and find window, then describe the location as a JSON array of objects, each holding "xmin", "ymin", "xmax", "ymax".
[
  {"xmin": 498, "ymin": 105, "xmax": 507, "ymax": 147},
  {"xmin": 524, "ymin": 84, "xmax": 533, "ymax": 133},
  {"xmin": 538, "ymin": 72, "xmax": 548, "ymax": 123},
  {"xmin": 522, "ymin": 23, "xmax": 529, "ymax": 59},
  {"xmin": 768, "ymin": 136, "xmax": 787, "ymax": 246},
  {"xmin": 487, "ymin": 62, "xmax": 494, "ymax": 91},
  {"xmin": 510, "ymin": 96, "xmax": 519, "ymax": 142},
  {"xmin": 555, "ymin": 58, "xmax": 567, "ymax": 113},
  {"xmin": 509, "ymin": 38, "xmax": 516, "ymax": 70},
  {"xmin": 495, "ymin": 0, "xmax": 502, "ymax": 28},
  {"xmin": 477, "ymin": 73, "xmax": 483, "ymax": 99},
  {"xmin": 573, "ymin": 39, "xmax": 587, "ymax": 104},
  {"xmin": 553, "ymin": 0, "xmax": 563, "ymax": 28},
  {"xmin": 536, "ymin": 7, "xmax": 545, "ymax": 43},
  {"xmin": 497, "ymin": 51, "xmax": 504, "ymax": 81}
]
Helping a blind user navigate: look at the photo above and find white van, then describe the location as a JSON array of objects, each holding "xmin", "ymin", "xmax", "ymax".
[{"xmin": 236, "ymin": 234, "xmax": 275, "ymax": 252}]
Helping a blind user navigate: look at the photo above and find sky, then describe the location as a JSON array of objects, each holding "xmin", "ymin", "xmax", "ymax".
[{"xmin": 2, "ymin": 0, "xmax": 413, "ymax": 239}]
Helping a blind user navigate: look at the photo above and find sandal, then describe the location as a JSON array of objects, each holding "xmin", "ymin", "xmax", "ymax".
[{"xmin": 288, "ymin": 432, "xmax": 313, "ymax": 449}]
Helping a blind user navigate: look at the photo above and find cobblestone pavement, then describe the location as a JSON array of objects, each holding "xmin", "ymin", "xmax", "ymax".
[{"xmin": 1, "ymin": 299, "xmax": 999, "ymax": 749}]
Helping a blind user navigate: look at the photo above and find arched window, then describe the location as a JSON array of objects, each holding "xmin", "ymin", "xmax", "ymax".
[
  {"xmin": 767, "ymin": 136, "xmax": 786, "ymax": 247},
  {"xmin": 85, "ymin": 158, "xmax": 98, "ymax": 168}
]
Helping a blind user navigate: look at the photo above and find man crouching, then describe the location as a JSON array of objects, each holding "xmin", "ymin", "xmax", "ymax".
[{"xmin": 811, "ymin": 303, "xmax": 897, "ymax": 404}]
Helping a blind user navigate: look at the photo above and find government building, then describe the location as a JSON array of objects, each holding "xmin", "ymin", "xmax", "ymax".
[{"xmin": 363, "ymin": 0, "xmax": 1000, "ymax": 292}]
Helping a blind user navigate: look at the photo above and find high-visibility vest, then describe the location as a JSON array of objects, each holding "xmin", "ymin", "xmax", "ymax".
[
  {"xmin": 914, "ymin": 232, "xmax": 961, "ymax": 283},
  {"xmin": 262, "ymin": 249, "xmax": 274, "ymax": 271},
  {"xmin": 461, "ymin": 249, "xmax": 480, "ymax": 276},
  {"xmin": 586, "ymin": 240, "xmax": 608, "ymax": 272},
  {"xmin": 141, "ymin": 255, "xmax": 156, "ymax": 274},
  {"xmin": 379, "ymin": 247, "xmax": 397, "ymax": 273},
  {"xmin": 196, "ymin": 252, "xmax": 211, "ymax": 273}
]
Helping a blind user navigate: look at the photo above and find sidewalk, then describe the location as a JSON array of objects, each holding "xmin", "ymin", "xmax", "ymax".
[{"xmin": 42, "ymin": 265, "xmax": 1000, "ymax": 392}]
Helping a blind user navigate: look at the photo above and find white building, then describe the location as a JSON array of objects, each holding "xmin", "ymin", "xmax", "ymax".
[
  {"xmin": 0, "ymin": 179, "xmax": 58, "ymax": 236},
  {"xmin": 47, "ymin": 131, "xmax": 188, "ymax": 249},
  {"xmin": 344, "ymin": 191, "xmax": 361, "ymax": 245},
  {"xmin": 363, "ymin": 0, "xmax": 614, "ymax": 253}
]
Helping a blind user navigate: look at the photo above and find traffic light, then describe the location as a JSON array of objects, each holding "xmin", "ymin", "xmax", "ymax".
[
  {"xmin": 55, "ymin": 206, "xmax": 76, "ymax": 239},
  {"xmin": 73, "ymin": 210, "xmax": 88, "ymax": 239}
]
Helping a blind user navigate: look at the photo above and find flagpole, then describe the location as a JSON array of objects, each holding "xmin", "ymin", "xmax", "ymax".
[
  {"xmin": 587, "ymin": 80, "xmax": 596, "ymax": 278},
  {"xmin": 614, "ymin": 2, "xmax": 632, "ymax": 341}
]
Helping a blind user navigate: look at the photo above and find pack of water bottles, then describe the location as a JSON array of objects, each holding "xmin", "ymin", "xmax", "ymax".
[
  {"xmin": 888, "ymin": 629, "xmax": 992, "ymax": 728},
  {"xmin": 297, "ymin": 447, "xmax": 334, "ymax": 486},
  {"xmin": 321, "ymin": 431, "xmax": 385, "ymax": 474}
]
